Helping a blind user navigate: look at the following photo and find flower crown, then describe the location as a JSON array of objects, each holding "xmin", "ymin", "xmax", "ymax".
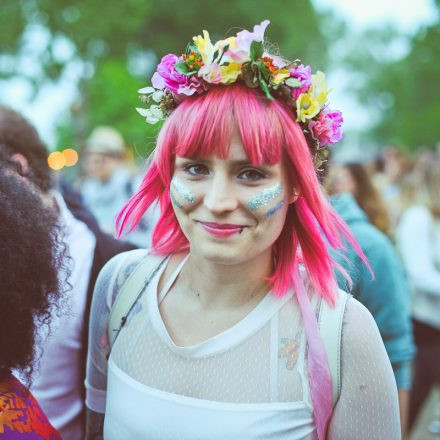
[{"xmin": 137, "ymin": 20, "xmax": 343, "ymax": 166}]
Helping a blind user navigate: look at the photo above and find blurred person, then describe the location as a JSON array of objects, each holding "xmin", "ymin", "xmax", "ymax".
[
  {"xmin": 81, "ymin": 126, "xmax": 159, "ymax": 247},
  {"xmin": 328, "ymin": 162, "xmax": 391, "ymax": 235},
  {"xmin": 396, "ymin": 156, "xmax": 440, "ymax": 432},
  {"xmin": 0, "ymin": 161, "xmax": 64, "ymax": 439},
  {"xmin": 381, "ymin": 147, "xmax": 413, "ymax": 226},
  {"xmin": 368, "ymin": 154, "xmax": 388, "ymax": 194},
  {"xmin": 86, "ymin": 21, "xmax": 401, "ymax": 440},
  {"xmin": 326, "ymin": 161, "xmax": 415, "ymax": 436},
  {"xmin": 0, "ymin": 106, "xmax": 136, "ymax": 439}
]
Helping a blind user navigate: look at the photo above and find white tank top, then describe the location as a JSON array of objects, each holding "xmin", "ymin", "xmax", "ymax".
[{"xmin": 104, "ymin": 256, "xmax": 316, "ymax": 439}]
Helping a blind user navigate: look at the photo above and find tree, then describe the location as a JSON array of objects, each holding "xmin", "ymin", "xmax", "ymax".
[
  {"xmin": 1, "ymin": 0, "xmax": 330, "ymax": 157},
  {"xmin": 332, "ymin": 2, "xmax": 440, "ymax": 152}
]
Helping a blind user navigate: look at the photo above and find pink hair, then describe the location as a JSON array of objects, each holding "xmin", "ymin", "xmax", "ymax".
[
  {"xmin": 118, "ymin": 83, "xmax": 364, "ymax": 303},
  {"xmin": 117, "ymin": 83, "xmax": 369, "ymax": 438}
]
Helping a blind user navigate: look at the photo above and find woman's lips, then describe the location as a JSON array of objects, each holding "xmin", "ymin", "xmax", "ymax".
[{"xmin": 198, "ymin": 221, "xmax": 245, "ymax": 238}]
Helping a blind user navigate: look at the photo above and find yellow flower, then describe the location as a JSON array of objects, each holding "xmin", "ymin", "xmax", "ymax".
[
  {"xmin": 193, "ymin": 30, "xmax": 214, "ymax": 64},
  {"xmin": 214, "ymin": 36, "xmax": 237, "ymax": 53},
  {"xmin": 296, "ymin": 93, "xmax": 320, "ymax": 122},
  {"xmin": 219, "ymin": 62, "xmax": 242, "ymax": 84},
  {"xmin": 270, "ymin": 68, "xmax": 290, "ymax": 85},
  {"xmin": 310, "ymin": 71, "xmax": 328, "ymax": 106}
]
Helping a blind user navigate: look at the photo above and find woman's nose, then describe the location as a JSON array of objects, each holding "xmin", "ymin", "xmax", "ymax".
[{"xmin": 203, "ymin": 175, "xmax": 238, "ymax": 213}]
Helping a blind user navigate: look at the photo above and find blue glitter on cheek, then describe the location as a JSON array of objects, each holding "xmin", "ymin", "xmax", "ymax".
[
  {"xmin": 247, "ymin": 183, "xmax": 284, "ymax": 211},
  {"xmin": 170, "ymin": 191, "xmax": 184, "ymax": 209},
  {"xmin": 171, "ymin": 178, "xmax": 196, "ymax": 203},
  {"xmin": 265, "ymin": 199, "xmax": 285, "ymax": 219}
]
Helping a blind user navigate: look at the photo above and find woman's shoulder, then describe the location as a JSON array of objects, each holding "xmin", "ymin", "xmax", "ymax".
[
  {"xmin": 344, "ymin": 295, "xmax": 377, "ymax": 329},
  {"xmin": 0, "ymin": 375, "xmax": 61, "ymax": 439},
  {"xmin": 342, "ymin": 296, "xmax": 384, "ymax": 353},
  {"xmin": 96, "ymin": 249, "xmax": 150, "ymax": 302}
]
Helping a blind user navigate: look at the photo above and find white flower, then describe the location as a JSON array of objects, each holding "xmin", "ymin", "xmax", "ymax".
[
  {"xmin": 138, "ymin": 86, "xmax": 156, "ymax": 94},
  {"xmin": 136, "ymin": 105, "xmax": 164, "ymax": 124},
  {"xmin": 151, "ymin": 90, "xmax": 164, "ymax": 103}
]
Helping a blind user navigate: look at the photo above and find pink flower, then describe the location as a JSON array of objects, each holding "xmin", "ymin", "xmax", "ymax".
[
  {"xmin": 228, "ymin": 20, "xmax": 270, "ymax": 63},
  {"xmin": 151, "ymin": 54, "xmax": 192, "ymax": 94},
  {"xmin": 289, "ymin": 64, "xmax": 312, "ymax": 99},
  {"xmin": 309, "ymin": 109, "xmax": 344, "ymax": 147},
  {"xmin": 174, "ymin": 76, "xmax": 207, "ymax": 101}
]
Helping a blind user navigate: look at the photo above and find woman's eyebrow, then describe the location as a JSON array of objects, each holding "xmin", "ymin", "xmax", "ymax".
[{"xmin": 177, "ymin": 157, "xmax": 271, "ymax": 168}]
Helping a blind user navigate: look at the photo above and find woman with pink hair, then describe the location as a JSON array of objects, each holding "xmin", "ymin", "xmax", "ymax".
[{"xmin": 85, "ymin": 21, "xmax": 400, "ymax": 439}]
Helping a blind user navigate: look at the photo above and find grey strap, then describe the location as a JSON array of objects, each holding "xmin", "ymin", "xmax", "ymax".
[
  {"xmin": 108, "ymin": 253, "xmax": 167, "ymax": 348},
  {"xmin": 318, "ymin": 289, "xmax": 348, "ymax": 406}
]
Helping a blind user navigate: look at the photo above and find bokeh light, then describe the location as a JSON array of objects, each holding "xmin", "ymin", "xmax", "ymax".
[
  {"xmin": 63, "ymin": 148, "xmax": 79, "ymax": 167},
  {"xmin": 47, "ymin": 151, "xmax": 66, "ymax": 170}
]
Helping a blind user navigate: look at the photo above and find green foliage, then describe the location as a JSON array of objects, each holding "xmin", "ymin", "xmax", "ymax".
[
  {"xmin": 56, "ymin": 59, "xmax": 160, "ymax": 159},
  {"xmin": 364, "ymin": 21, "xmax": 440, "ymax": 151},
  {"xmin": 330, "ymin": 2, "xmax": 440, "ymax": 152}
]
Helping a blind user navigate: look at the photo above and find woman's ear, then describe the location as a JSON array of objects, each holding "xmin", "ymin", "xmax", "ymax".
[
  {"xmin": 11, "ymin": 153, "xmax": 30, "ymax": 175},
  {"xmin": 288, "ymin": 189, "xmax": 300, "ymax": 204}
]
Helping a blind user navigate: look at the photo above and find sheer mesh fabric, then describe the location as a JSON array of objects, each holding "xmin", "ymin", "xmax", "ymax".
[
  {"xmin": 111, "ymin": 260, "xmax": 309, "ymax": 404},
  {"xmin": 327, "ymin": 299, "xmax": 401, "ymax": 439},
  {"xmin": 86, "ymin": 250, "xmax": 401, "ymax": 439}
]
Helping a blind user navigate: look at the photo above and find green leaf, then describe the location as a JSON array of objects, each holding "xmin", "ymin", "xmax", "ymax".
[
  {"xmin": 285, "ymin": 77, "xmax": 302, "ymax": 88},
  {"xmin": 217, "ymin": 44, "xmax": 230, "ymax": 64},
  {"xmin": 258, "ymin": 72, "xmax": 274, "ymax": 100},
  {"xmin": 249, "ymin": 40, "xmax": 263, "ymax": 62},
  {"xmin": 174, "ymin": 62, "xmax": 195, "ymax": 75}
]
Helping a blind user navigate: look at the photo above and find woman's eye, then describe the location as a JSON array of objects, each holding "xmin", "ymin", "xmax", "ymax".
[
  {"xmin": 238, "ymin": 169, "xmax": 266, "ymax": 181},
  {"xmin": 184, "ymin": 164, "xmax": 209, "ymax": 176}
]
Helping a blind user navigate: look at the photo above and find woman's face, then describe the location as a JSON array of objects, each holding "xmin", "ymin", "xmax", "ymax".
[{"xmin": 171, "ymin": 133, "xmax": 294, "ymax": 265}]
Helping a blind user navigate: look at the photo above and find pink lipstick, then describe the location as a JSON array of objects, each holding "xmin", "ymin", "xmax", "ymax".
[{"xmin": 198, "ymin": 221, "xmax": 245, "ymax": 238}]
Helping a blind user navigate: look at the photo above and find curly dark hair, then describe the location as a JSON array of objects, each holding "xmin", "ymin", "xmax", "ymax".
[
  {"xmin": 0, "ymin": 162, "xmax": 67, "ymax": 383},
  {"xmin": 0, "ymin": 106, "xmax": 52, "ymax": 192}
]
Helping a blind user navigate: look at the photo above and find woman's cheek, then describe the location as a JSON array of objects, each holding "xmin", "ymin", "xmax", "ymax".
[
  {"xmin": 246, "ymin": 183, "xmax": 286, "ymax": 219},
  {"xmin": 170, "ymin": 177, "xmax": 198, "ymax": 210}
]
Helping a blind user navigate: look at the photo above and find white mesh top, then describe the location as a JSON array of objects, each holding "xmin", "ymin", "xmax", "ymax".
[{"xmin": 85, "ymin": 249, "xmax": 401, "ymax": 439}]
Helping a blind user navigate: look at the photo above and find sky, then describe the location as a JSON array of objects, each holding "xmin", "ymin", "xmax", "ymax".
[{"xmin": 0, "ymin": 0, "xmax": 437, "ymax": 149}]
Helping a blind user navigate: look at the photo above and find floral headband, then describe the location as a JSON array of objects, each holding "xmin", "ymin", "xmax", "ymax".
[{"xmin": 137, "ymin": 20, "xmax": 343, "ymax": 166}]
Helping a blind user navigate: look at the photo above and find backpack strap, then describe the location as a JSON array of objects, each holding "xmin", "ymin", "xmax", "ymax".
[
  {"xmin": 108, "ymin": 253, "xmax": 168, "ymax": 348},
  {"xmin": 318, "ymin": 289, "xmax": 349, "ymax": 407}
]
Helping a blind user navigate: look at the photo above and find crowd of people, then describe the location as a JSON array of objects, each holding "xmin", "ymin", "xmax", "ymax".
[{"xmin": 1, "ymin": 20, "xmax": 439, "ymax": 440}]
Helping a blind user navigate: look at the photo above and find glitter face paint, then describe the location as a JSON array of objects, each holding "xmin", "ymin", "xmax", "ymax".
[
  {"xmin": 171, "ymin": 177, "xmax": 196, "ymax": 207},
  {"xmin": 247, "ymin": 183, "xmax": 283, "ymax": 211},
  {"xmin": 265, "ymin": 199, "xmax": 285, "ymax": 219},
  {"xmin": 170, "ymin": 191, "xmax": 183, "ymax": 209}
]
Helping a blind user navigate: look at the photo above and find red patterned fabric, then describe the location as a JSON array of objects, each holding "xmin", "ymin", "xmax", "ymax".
[{"xmin": 0, "ymin": 375, "xmax": 61, "ymax": 439}]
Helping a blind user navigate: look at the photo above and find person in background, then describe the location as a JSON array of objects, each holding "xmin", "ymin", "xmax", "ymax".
[
  {"xmin": 0, "ymin": 160, "xmax": 64, "ymax": 439},
  {"xmin": 81, "ymin": 126, "xmax": 159, "ymax": 247},
  {"xmin": 0, "ymin": 107, "xmax": 136, "ymax": 440},
  {"xmin": 328, "ymin": 162, "xmax": 391, "ymax": 236},
  {"xmin": 396, "ymin": 154, "xmax": 440, "ymax": 434},
  {"xmin": 326, "ymin": 160, "xmax": 415, "ymax": 437},
  {"xmin": 381, "ymin": 147, "xmax": 413, "ymax": 226}
]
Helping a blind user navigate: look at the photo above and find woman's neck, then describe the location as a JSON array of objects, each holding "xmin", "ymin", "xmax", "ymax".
[{"xmin": 179, "ymin": 249, "xmax": 273, "ymax": 310}]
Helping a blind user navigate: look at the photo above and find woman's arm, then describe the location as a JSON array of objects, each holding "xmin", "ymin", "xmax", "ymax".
[
  {"xmin": 327, "ymin": 298, "xmax": 401, "ymax": 440},
  {"xmin": 85, "ymin": 409, "xmax": 105, "ymax": 440}
]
